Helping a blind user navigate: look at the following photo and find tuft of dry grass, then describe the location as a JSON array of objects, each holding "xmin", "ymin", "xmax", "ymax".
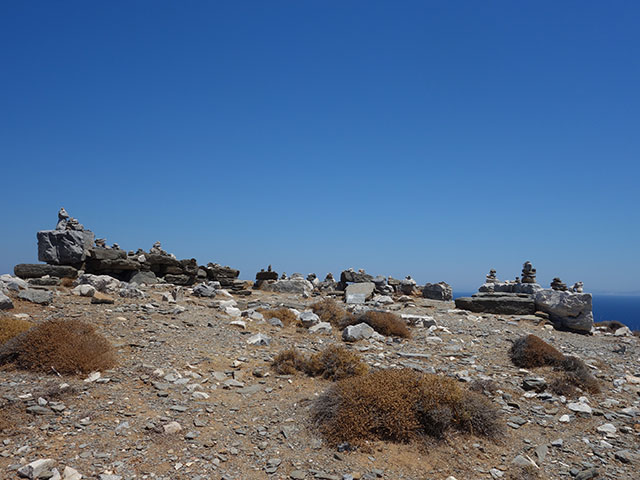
[
  {"xmin": 60, "ymin": 277, "xmax": 75, "ymax": 288},
  {"xmin": 311, "ymin": 298, "xmax": 349, "ymax": 326},
  {"xmin": 313, "ymin": 368, "xmax": 503, "ymax": 446},
  {"xmin": 257, "ymin": 307, "xmax": 300, "ymax": 326},
  {"xmin": 511, "ymin": 335, "xmax": 600, "ymax": 396},
  {"xmin": 272, "ymin": 345, "xmax": 368, "ymax": 381},
  {"xmin": 510, "ymin": 335, "xmax": 564, "ymax": 368},
  {"xmin": 0, "ymin": 319, "xmax": 116, "ymax": 375},
  {"xmin": 0, "ymin": 317, "xmax": 33, "ymax": 345},
  {"xmin": 340, "ymin": 311, "xmax": 410, "ymax": 338},
  {"xmin": 272, "ymin": 349, "xmax": 308, "ymax": 375}
]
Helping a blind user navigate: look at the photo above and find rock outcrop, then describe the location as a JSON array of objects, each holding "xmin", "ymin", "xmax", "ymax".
[
  {"xmin": 455, "ymin": 293, "xmax": 536, "ymax": 315},
  {"xmin": 422, "ymin": 282, "xmax": 453, "ymax": 301},
  {"xmin": 534, "ymin": 290, "xmax": 593, "ymax": 333}
]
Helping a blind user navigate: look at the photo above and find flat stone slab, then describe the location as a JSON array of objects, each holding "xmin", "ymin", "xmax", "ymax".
[
  {"xmin": 454, "ymin": 295, "xmax": 535, "ymax": 315},
  {"xmin": 14, "ymin": 264, "xmax": 78, "ymax": 279}
]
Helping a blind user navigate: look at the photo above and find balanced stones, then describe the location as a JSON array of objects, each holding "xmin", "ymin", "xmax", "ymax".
[
  {"xmin": 572, "ymin": 281, "xmax": 584, "ymax": 293},
  {"xmin": 521, "ymin": 261, "xmax": 537, "ymax": 283},
  {"xmin": 486, "ymin": 269, "xmax": 498, "ymax": 283},
  {"xmin": 551, "ymin": 277, "xmax": 568, "ymax": 291}
]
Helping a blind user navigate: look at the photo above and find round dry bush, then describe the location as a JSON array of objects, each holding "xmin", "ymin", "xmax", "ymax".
[
  {"xmin": 257, "ymin": 308, "xmax": 300, "ymax": 326},
  {"xmin": 313, "ymin": 369, "xmax": 502, "ymax": 446},
  {"xmin": 11, "ymin": 319, "xmax": 116, "ymax": 374},
  {"xmin": 0, "ymin": 317, "xmax": 33, "ymax": 345},
  {"xmin": 272, "ymin": 345, "xmax": 368, "ymax": 381},
  {"xmin": 510, "ymin": 335, "xmax": 564, "ymax": 368},
  {"xmin": 311, "ymin": 299, "xmax": 349, "ymax": 326},
  {"xmin": 305, "ymin": 345, "xmax": 369, "ymax": 381},
  {"xmin": 272, "ymin": 349, "xmax": 308, "ymax": 375}
]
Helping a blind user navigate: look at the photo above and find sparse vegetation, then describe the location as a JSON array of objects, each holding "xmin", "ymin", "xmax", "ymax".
[
  {"xmin": 0, "ymin": 319, "xmax": 116, "ymax": 375},
  {"xmin": 340, "ymin": 311, "xmax": 410, "ymax": 338},
  {"xmin": 313, "ymin": 368, "xmax": 503, "ymax": 446},
  {"xmin": 272, "ymin": 345, "xmax": 368, "ymax": 381},
  {"xmin": 511, "ymin": 335, "xmax": 599, "ymax": 396},
  {"xmin": 257, "ymin": 307, "xmax": 300, "ymax": 326},
  {"xmin": 507, "ymin": 465, "xmax": 545, "ymax": 480},
  {"xmin": 311, "ymin": 298, "xmax": 349, "ymax": 326},
  {"xmin": 0, "ymin": 317, "xmax": 33, "ymax": 345},
  {"xmin": 510, "ymin": 335, "xmax": 564, "ymax": 368}
]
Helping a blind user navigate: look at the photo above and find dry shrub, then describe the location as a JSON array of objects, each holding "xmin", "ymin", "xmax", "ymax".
[
  {"xmin": 60, "ymin": 277, "xmax": 75, "ymax": 288},
  {"xmin": 1, "ymin": 319, "xmax": 116, "ymax": 375},
  {"xmin": 272, "ymin": 346, "xmax": 368, "ymax": 381},
  {"xmin": 557, "ymin": 356, "xmax": 600, "ymax": 394},
  {"xmin": 0, "ymin": 317, "xmax": 33, "ymax": 345},
  {"xmin": 272, "ymin": 349, "xmax": 308, "ymax": 375},
  {"xmin": 341, "ymin": 311, "xmax": 410, "ymax": 338},
  {"xmin": 257, "ymin": 307, "xmax": 300, "ymax": 326},
  {"xmin": 311, "ymin": 298, "xmax": 349, "ymax": 326},
  {"xmin": 0, "ymin": 402, "xmax": 30, "ymax": 434},
  {"xmin": 511, "ymin": 336, "xmax": 600, "ymax": 395},
  {"xmin": 305, "ymin": 345, "xmax": 369, "ymax": 380},
  {"xmin": 510, "ymin": 335, "xmax": 564, "ymax": 368},
  {"xmin": 313, "ymin": 368, "xmax": 503, "ymax": 446}
]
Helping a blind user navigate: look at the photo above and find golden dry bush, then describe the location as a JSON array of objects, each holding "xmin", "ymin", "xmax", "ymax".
[
  {"xmin": 257, "ymin": 307, "xmax": 300, "ymax": 326},
  {"xmin": 272, "ymin": 345, "xmax": 368, "ymax": 381},
  {"xmin": 311, "ymin": 298, "xmax": 349, "ymax": 326},
  {"xmin": 511, "ymin": 335, "xmax": 600, "ymax": 395},
  {"xmin": 313, "ymin": 369, "xmax": 503, "ymax": 446},
  {"xmin": 6, "ymin": 319, "xmax": 116, "ymax": 375},
  {"xmin": 341, "ymin": 311, "xmax": 410, "ymax": 338},
  {"xmin": 0, "ymin": 317, "xmax": 33, "ymax": 345},
  {"xmin": 305, "ymin": 345, "xmax": 369, "ymax": 381},
  {"xmin": 510, "ymin": 335, "xmax": 565, "ymax": 368},
  {"xmin": 272, "ymin": 349, "xmax": 308, "ymax": 375}
]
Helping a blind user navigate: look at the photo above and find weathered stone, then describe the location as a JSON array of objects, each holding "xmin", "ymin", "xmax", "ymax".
[
  {"xmin": 18, "ymin": 289, "xmax": 54, "ymax": 305},
  {"xmin": 260, "ymin": 279, "xmax": 313, "ymax": 296},
  {"xmin": 14, "ymin": 264, "xmax": 78, "ymax": 279},
  {"xmin": 478, "ymin": 282, "xmax": 543, "ymax": 295},
  {"xmin": 192, "ymin": 283, "xmax": 217, "ymax": 297},
  {"xmin": 0, "ymin": 292, "xmax": 14, "ymax": 310},
  {"xmin": 340, "ymin": 270, "xmax": 374, "ymax": 284},
  {"xmin": 309, "ymin": 322, "xmax": 332, "ymax": 333},
  {"xmin": 256, "ymin": 270, "xmax": 278, "ymax": 281},
  {"xmin": 454, "ymin": 295, "xmax": 535, "ymax": 315},
  {"xmin": 88, "ymin": 247, "xmax": 127, "ymax": 261},
  {"xmin": 75, "ymin": 274, "xmax": 121, "ymax": 294},
  {"xmin": 522, "ymin": 377, "xmax": 547, "ymax": 392},
  {"xmin": 0, "ymin": 274, "xmax": 29, "ymax": 291},
  {"xmin": 163, "ymin": 274, "xmax": 192, "ymax": 285},
  {"xmin": 534, "ymin": 290, "xmax": 593, "ymax": 333},
  {"xmin": 247, "ymin": 333, "xmax": 271, "ymax": 346},
  {"xmin": 299, "ymin": 311, "xmax": 320, "ymax": 328},
  {"xmin": 71, "ymin": 284, "xmax": 96, "ymax": 297},
  {"xmin": 422, "ymin": 282, "xmax": 453, "ymax": 301},
  {"xmin": 129, "ymin": 271, "xmax": 157, "ymax": 285},
  {"xmin": 37, "ymin": 229, "xmax": 94, "ymax": 265},
  {"xmin": 17, "ymin": 458, "xmax": 55, "ymax": 479},
  {"xmin": 345, "ymin": 282, "xmax": 375, "ymax": 304},
  {"xmin": 342, "ymin": 323, "xmax": 376, "ymax": 342}
]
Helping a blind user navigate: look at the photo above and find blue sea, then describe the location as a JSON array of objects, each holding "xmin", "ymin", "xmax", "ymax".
[{"xmin": 453, "ymin": 292, "xmax": 640, "ymax": 331}]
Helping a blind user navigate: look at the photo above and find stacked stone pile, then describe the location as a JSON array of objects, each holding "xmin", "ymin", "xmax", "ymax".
[
  {"xmin": 455, "ymin": 262, "xmax": 594, "ymax": 333},
  {"xmin": 13, "ymin": 208, "xmax": 240, "ymax": 287}
]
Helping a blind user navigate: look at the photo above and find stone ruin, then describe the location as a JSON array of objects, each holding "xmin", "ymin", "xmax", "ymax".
[
  {"xmin": 14, "ymin": 208, "xmax": 241, "ymax": 288},
  {"xmin": 454, "ymin": 261, "xmax": 593, "ymax": 333}
]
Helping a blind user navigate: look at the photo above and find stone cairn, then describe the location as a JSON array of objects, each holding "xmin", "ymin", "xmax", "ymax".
[
  {"xmin": 551, "ymin": 277, "xmax": 568, "ymax": 291},
  {"xmin": 454, "ymin": 261, "xmax": 593, "ymax": 333},
  {"xmin": 521, "ymin": 261, "xmax": 537, "ymax": 283},
  {"xmin": 485, "ymin": 269, "xmax": 498, "ymax": 283},
  {"xmin": 14, "ymin": 208, "xmax": 240, "ymax": 287}
]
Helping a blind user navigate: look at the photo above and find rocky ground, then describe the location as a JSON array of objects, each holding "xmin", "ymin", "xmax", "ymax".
[{"xmin": 1, "ymin": 282, "xmax": 639, "ymax": 480}]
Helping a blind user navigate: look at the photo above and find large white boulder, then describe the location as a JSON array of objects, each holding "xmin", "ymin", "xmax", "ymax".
[
  {"xmin": 74, "ymin": 274, "xmax": 121, "ymax": 294},
  {"xmin": 534, "ymin": 290, "xmax": 593, "ymax": 333}
]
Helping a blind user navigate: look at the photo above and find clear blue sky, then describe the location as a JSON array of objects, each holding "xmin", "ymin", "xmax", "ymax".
[{"xmin": 1, "ymin": 1, "xmax": 639, "ymax": 293}]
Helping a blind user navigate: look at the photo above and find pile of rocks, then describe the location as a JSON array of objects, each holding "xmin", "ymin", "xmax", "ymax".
[
  {"xmin": 455, "ymin": 262, "xmax": 593, "ymax": 333},
  {"xmin": 13, "ymin": 208, "xmax": 240, "ymax": 287}
]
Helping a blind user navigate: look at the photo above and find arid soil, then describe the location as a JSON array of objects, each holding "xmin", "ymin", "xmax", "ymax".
[{"xmin": 1, "ymin": 284, "xmax": 639, "ymax": 480}]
